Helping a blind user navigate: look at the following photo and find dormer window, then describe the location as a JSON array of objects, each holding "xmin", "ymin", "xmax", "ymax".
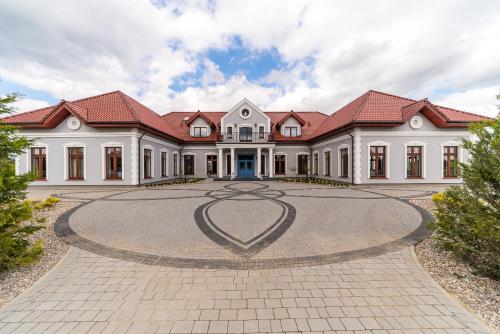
[
  {"xmin": 193, "ymin": 127, "xmax": 208, "ymax": 137},
  {"xmin": 284, "ymin": 126, "xmax": 298, "ymax": 137}
]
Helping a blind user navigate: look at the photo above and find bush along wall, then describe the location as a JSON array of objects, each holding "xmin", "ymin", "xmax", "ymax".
[{"xmin": 431, "ymin": 118, "xmax": 500, "ymax": 280}]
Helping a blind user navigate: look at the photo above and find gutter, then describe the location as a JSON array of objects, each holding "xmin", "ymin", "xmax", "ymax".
[{"xmin": 137, "ymin": 131, "xmax": 146, "ymax": 186}]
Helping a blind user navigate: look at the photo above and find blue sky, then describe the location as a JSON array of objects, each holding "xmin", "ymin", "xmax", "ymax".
[{"xmin": 0, "ymin": 0, "xmax": 498, "ymax": 117}]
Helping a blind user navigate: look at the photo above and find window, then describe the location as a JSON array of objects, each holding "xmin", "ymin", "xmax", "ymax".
[
  {"xmin": 68, "ymin": 147, "xmax": 84, "ymax": 180},
  {"xmin": 275, "ymin": 154, "xmax": 286, "ymax": 175},
  {"xmin": 161, "ymin": 151, "xmax": 167, "ymax": 177},
  {"xmin": 260, "ymin": 154, "xmax": 266, "ymax": 175},
  {"xmin": 443, "ymin": 146, "xmax": 458, "ymax": 177},
  {"xmin": 31, "ymin": 147, "xmax": 46, "ymax": 180},
  {"xmin": 173, "ymin": 153, "xmax": 178, "ymax": 176},
  {"xmin": 106, "ymin": 147, "xmax": 122, "ymax": 179},
  {"xmin": 184, "ymin": 155, "xmax": 195, "ymax": 175},
  {"xmin": 313, "ymin": 153, "xmax": 319, "ymax": 175},
  {"xmin": 144, "ymin": 148, "xmax": 152, "ymax": 179},
  {"xmin": 340, "ymin": 148, "xmax": 348, "ymax": 178},
  {"xmin": 297, "ymin": 154, "xmax": 308, "ymax": 175},
  {"xmin": 239, "ymin": 127, "xmax": 252, "ymax": 142},
  {"xmin": 324, "ymin": 151, "xmax": 331, "ymax": 176},
  {"xmin": 193, "ymin": 127, "xmax": 208, "ymax": 137},
  {"xmin": 227, "ymin": 127, "xmax": 233, "ymax": 139},
  {"xmin": 370, "ymin": 146, "xmax": 386, "ymax": 178},
  {"xmin": 259, "ymin": 126, "xmax": 265, "ymax": 139},
  {"xmin": 406, "ymin": 146, "xmax": 422, "ymax": 178},
  {"xmin": 206, "ymin": 155, "xmax": 217, "ymax": 176},
  {"xmin": 284, "ymin": 126, "xmax": 298, "ymax": 137}
]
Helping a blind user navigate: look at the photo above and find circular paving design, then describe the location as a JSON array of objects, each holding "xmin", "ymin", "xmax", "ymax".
[{"xmin": 55, "ymin": 181, "xmax": 433, "ymax": 269}]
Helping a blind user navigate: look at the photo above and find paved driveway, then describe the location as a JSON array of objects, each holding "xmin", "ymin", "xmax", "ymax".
[{"xmin": 0, "ymin": 181, "xmax": 493, "ymax": 333}]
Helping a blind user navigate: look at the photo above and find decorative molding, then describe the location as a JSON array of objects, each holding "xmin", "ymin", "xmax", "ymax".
[
  {"xmin": 322, "ymin": 148, "xmax": 332, "ymax": 177},
  {"xmin": 353, "ymin": 128, "xmax": 362, "ymax": 184},
  {"xmin": 101, "ymin": 142, "xmax": 126, "ymax": 181},
  {"xmin": 143, "ymin": 145, "xmax": 155, "ymax": 179},
  {"xmin": 160, "ymin": 148, "xmax": 168, "ymax": 177},
  {"xmin": 360, "ymin": 131, "xmax": 470, "ymax": 137},
  {"xmin": 337, "ymin": 144, "xmax": 350, "ymax": 178},
  {"xmin": 131, "ymin": 135, "xmax": 138, "ymax": 185},
  {"xmin": 312, "ymin": 134, "xmax": 350, "ymax": 148}
]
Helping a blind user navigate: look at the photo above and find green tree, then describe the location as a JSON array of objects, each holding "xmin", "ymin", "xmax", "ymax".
[
  {"xmin": 0, "ymin": 93, "xmax": 44, "ymax": 272},
  {"xmin": 431, "ymin": 95, "xmax": 500, "ymax": 279}
]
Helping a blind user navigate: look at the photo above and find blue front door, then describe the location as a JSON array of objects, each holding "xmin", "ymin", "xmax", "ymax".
[{"xmin": 237, "ymin": 154, "xmax": 254, "ymax": 177}]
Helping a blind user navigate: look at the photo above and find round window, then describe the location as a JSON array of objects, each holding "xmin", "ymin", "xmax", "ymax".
[
  {"xmin": 409, "ymin": 116, "xmax": 423, "ymax": 129},
  {"xmin": 67, "ymin": 116, "xmax": 81, "ymax": 130},
  {"xmin": 240, "ymin": 108, "xmax": 251, "ymax": 119}
]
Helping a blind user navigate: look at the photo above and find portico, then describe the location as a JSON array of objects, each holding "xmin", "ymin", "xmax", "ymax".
[{"xmin": 216, "ymin": 143, "xmax": 275, "ymax": 179}]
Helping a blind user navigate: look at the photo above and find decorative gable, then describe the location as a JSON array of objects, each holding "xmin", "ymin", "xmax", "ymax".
[{"xmin": 220, "ymin": 98, "xmax": 271, "ymax": 132}]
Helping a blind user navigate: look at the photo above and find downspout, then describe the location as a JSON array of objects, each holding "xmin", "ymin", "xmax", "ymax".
[
  {"xmin": 137, "ymin": 131, "xmax": 146, "ymax": 186},
  {"xmin": 344, "ymin": 130, "xmax": 354, "ymax": 185}
]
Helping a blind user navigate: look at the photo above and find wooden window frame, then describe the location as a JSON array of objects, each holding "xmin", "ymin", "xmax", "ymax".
[
  {"xmin": 406, "ymin": 146, "xmax": 422, "ymax": 178},
  {"xmin": 206, "ymin": 154, "xmax": 217, "ymax": 176},
  {"xmin": 193, "ymin": 127, "xmax": 207, "ymax": 137},
  {"xmin": 31, "ymin": 147, "xmax": 47, "ymax": 180},
  {"xmin": 144, "ymin": 148, "xmax": 152, "ymax": 179},
  {"xmin": 68, "ymin": 147, "xmax": 84, "ymax": 180},
  {"xmin": 173, "ymin": 153, "xmax": 178, "ymax": 176},
  {"xmin": 370, "ymin": 146, "xmax": 386, "ymax": 178},
  {"xmin": 324, "ymin": 151, "xmax": 331, "ymax": 176},
  {"xmin": 443, "ymin": 146, "xmax": 458, "ymax": 178},
  {"xmin": 297, "ymin": 154, "xmax": 308, "ymax": 175},
  {"xmin": 258, "ymin": 126, "xmax": 265, "ymax": 139},
  {"xmin": 313, "ymin": 153, "xmax": 319, "ymax": 175},
  {"xmin": 161, "ymin": 151, "xmax": 167, "ymax": 177},
  {"xmin": 105, "ymin": 147, "xmax": 123, "ymax": 180},
  {"xmin": 340, "ymin": 148, "xmax": 348, "ymax": 178},
  {"xmin": 274, "ymin": 154, "xmax": 286, "ymax": 175},
  {"xmin": 284, "ymin": 126, "xmax": 298, "ymax": 137},
  {"xmin": 184, "ymin": 154, "xmax": 195, "ymax": 175}
]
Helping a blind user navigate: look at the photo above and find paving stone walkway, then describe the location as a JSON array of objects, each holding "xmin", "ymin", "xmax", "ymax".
[{"xmin": 0, "ymin": 182, "xmax": 494, "ymax": 333}]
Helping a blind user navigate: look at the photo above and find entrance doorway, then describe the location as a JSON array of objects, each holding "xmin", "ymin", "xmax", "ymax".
[
  {"xmin": 237, "ymin": 154, "xmax": 254, "ymax": 177},
  {"xmin": 206, "ymin": 155, "xmax": 217, "ymax": 176}
]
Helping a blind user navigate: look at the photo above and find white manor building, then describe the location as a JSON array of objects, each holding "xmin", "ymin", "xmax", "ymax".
[{"xmin": 3, "ymin": 90, "xmax": 488, "ymax": 185}]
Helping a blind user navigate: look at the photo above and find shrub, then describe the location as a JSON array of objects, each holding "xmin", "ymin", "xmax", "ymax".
[
  {"xmin": 431, "ymin": 118, "xmax": 500, "ymax": 279},
  {"xmin": 0, "ymin": 93, "xmax": 46, "ymax": 272}
]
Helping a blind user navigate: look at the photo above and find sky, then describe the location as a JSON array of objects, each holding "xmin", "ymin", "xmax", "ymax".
[{"xmin": 0, "ymin": 0, "xmax": 499, "ymax": 117}]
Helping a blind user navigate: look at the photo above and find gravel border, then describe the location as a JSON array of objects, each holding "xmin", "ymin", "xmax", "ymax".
[
  {"xmin": 0, "ymin": 201, "xmax": 78, "ymax": 308},
  {"xmin": 411, "ymin": 198, "xmax": 499, "ymax": 330}
]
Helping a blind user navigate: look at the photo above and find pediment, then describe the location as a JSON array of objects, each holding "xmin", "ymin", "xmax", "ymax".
[{"xmin": 221, "ymin": 98, "xmax": 270, "ymax": 128}]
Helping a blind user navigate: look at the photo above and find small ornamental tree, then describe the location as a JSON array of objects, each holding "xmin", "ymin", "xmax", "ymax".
[
  {"xmin": 431, "ymin": 99, "xmax": 500, "ymax": 279},
  {"xmin": 0, "ymin": 93, "xmax": 44, "ymax": 272}
]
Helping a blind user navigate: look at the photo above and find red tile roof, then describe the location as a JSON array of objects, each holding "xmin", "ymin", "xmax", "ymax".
[
  {"xmin": 2, "ymin": 91, "xmax": 179, "ymax": 140},
  {"xmin": 311, "ymin": 90, "xmax": 489, "ymax": 139},
  {"xmin": 2, "ymin": 90, "xmax": 488, "ymax": 143}
]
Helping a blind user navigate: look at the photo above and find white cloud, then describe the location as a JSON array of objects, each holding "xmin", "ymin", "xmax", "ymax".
[
  {"xmin": 435, "ymin": 87, "xmax": 499, "ymax": 118},
  {"xmin": 0, "ymin": 0, "xmax": 499, "ymax": 116},
  {"xmin": 12, "ymin": 98, "xmax": 51, "ymax": 113}
]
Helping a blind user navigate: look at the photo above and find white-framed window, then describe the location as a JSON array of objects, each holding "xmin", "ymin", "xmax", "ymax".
[
  {"xmin": 143, "ymin": 145, "xmax": 154, "ymax": 179},
  {"xmin": 338, "ymin": 144, "xmax": 349, "ymax": 178},
  {"xmin": 101, "ymin": 142, "xmax": 125, "ymax": 180},
  {"xmin": 173, "ymin": 152, "xmax": 178, "ymax": 176},
  {"xmin": 193, "ymin": 127, "xmax": 208, "ymax": 137},
  {"xmin": 296, "ymin": 152, "xmax": 309, "ymax": 175},
  {"xmin": 441, "ymin": 141, "xmax": 461, "ymax": 178},
  {"xmin": 284, "ymin": 126, "xmax": 298, "ymax": 137},
  {"xmin": 313, "ymin": 151, "xmax": 319, "ymax": 175},
  {"xmin": 160, "ymin": 149, "xmax": 168, "ymax": 177},
  {"xmin": 28, "ymin": 144, "xmax": 49, "ymax": 181},
  {"xmin": 63, "ymin": 142, "xmax": 86, "ymax": 181},
  {"xmin": 205, "ymin": 152, "xmax": 218, "ymax": 176},
  {"xmin": 323, "ymin": 149, "xmax": 332, "ymax": 176},
  {"xmin": 274, "ymin": 153, "xmax": 287, "ymax": 175},
  {"xmin": 182, "ymin": 153, "xmax": 196, "ymax": 175},
  {"xmin": 404, "ymin": 141, "xmax": 427, "ymax": 179},
  {"xmin": 367, "ymin": 141, "xmax": 391, "ymax": 179},
  {"xmin": 227, "ymin": 126, "xmax": 233, "ymax": 139}
]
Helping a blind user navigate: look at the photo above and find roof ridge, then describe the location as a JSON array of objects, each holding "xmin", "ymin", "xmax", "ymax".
[
  {"xmin": 432, "ymin": 103, "xmax": 492, "ymax": 118},
  {"xmin": 352, "ymin": 91, "xmax": 372, "ymax": 121},
  {"xmin": 68, "ymin": 90, "xmax": 122, "ymax": 104},
  {"xmin": 369, "ymin": 89, "xmax": 417, "ymax": 103},
  {"xmin": 116, "ymin": 91, "xmax": 140, "ymax": 122}
]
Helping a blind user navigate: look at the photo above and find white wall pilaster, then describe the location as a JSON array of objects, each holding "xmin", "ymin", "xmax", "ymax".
[
  {"xmin": 131, "ymin": 131, "xmax": 139, "ymax": 185},
  {"xmin": 353, "ymin": 128, "xmax": 362, "ymax": 184}
]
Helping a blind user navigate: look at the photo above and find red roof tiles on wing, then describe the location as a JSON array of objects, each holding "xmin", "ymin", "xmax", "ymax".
[{"xmin": 3, "ymin": 89, "xmax": 488, "ymax": 143}]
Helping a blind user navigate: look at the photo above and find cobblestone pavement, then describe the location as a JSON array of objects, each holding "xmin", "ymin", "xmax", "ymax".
[{"xmin": 0, "ymin": 181, "xmax": 493, "ymax": 333}]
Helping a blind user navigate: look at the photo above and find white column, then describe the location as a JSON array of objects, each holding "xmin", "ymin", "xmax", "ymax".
[
  {"xmin": 230, "ymin": 147, "xmax": 235, "ymax": 179},
  {"xmin": 268, "ymin": 147, "xmax": 274, "ymax": 178},
  {"xmin": 257, "ymin": 147, "xmax": 261, "ymax": 178},
  {"xmin": 218, "ymin": 148, "xmax": 223, "ymax": 178},
  {"xmin": 130, "ymin": 131, "xmax": 139, "ymax": 185}
]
